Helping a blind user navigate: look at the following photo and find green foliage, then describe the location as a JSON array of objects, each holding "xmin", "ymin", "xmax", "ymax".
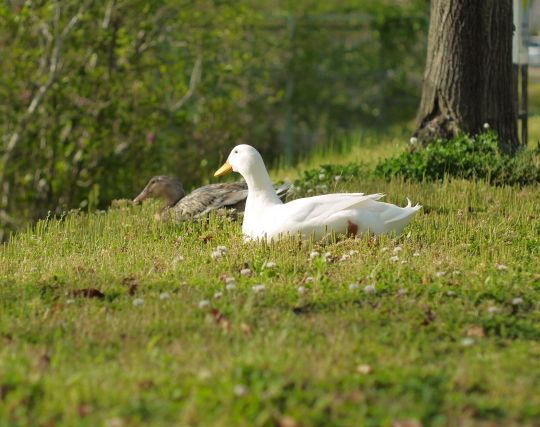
[
  {"xmin": 0, "ymin": 177, "xmax": 539, "ymax": 426},
  {"xmin": 293, "ymin": 162, "xmax": 369, "ymax": 194},
  {"xmin": 373, "ymin": 132, "xmax": 540, "ymax": 185}
]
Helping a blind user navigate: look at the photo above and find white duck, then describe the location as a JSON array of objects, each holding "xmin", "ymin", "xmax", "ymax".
[{"xmin": 214, "ymin": 144, "xmax": 421, "ymax": 242}]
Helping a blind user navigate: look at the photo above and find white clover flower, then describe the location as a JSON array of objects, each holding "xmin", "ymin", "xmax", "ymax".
[
  {"xmin": 409, "ymin": 137, "xmax": 418, "ymax": 145},
  {"xmin": 318, "ymin": 173, "xmax": 326, "ymax": 180},
  {"xmin": 213, "ymin": 292, "xmax": 223, "ymax": 299},
  {"xmin": 435, "ymin": 271, "xmax": 446, "ymax": 278},
  {"xmin": 173, "ymin": 255, "xmax": 185, "ymax": 265},
  {"xmin": 240, "ymin": 268, "xmax": 252, "ymax": 276},
  {"xmin": 483, "ymin": 122, "xmax": 490, "ymax": 129},
  {"xmin": 348, "ymin": 283, "xmax": 359, "ymax": 291},
  {"xmin": 233, "ymin": 384, "xmax": 248, "ymax": 397},
  {"xmin": 159, "ymin": 292, "xmax": 171, "ymax": 300},
  {"xmin": 212, "ymin": 246, "xmax": 228, "ymax": 259},
  {"xmin": 225, "ymin": 277, "xmax": 236, "ymax": 285},
  {"xmin": 400, "ymin": 260, "xmax": 408, "ymax": 265},
  {"xmin": 349, "ymin": 250, "xmax": 359, "ymax": 256},
  {"xmin": 397, "ymin": 288, "xmax": 408, "ymax": 296},
  {"xmin": 334, "ymin": 175, "xmax": 342, "ymax": 182},
  {"xmin": 304, "ymin": 276, "xmax": 315, "ymax": 283},
  {"xmin": 252, "ymin": 284, "xmax": 266, "ymax": 293},
  {"xmin": 307, "ymin": 188, "xmax": 314, "ymax": 194},
  {"xmin": 389, "ymin": 255, "xmax": 399, "ymax": 262},
  {"xmin": 264, "ymin": 261, "xmax": 277, "ymax": 269},
  {"xmin": 66, "ymin": 299, "xmax": 75, "ymax": 305},
  {"xmin": 413, "ymin": 252, "xmax": 420, "ymax": 257},
  {"xmin": 197, "ymin": 369, "xmax": 211, "ymax": 380},
  {"xmin": 487, "ymin": 306, "xmax": 500, "ymax": 314},
  {"xmin": 297, "ymin": 286, "xmax": 307, "ymax": 294},
  {"xmin": 225, "ymin": 283, "xmax": 236, "ymax": 291},
  {"xmin": 496, "ymin": 263, "xmax": 508, "ymax": 271},
  {"xmin": 461, "ymin": 337, "xmax": 475, "ymax": 347},
  {"xmin": 356, "ymin": 364, "xmax": 373, "ymax": 375},
  {"xmin": 198, "ymin": 299, "xmax": 210, "ymax": 309},
  {"xmin": 133, "ymin": 298, "xmax": 144, "ymax": 306},
  {"xmin": 393, "ymin": 246, "xmax": 403, "ymax": 253},
  {"xmin": 364, "ymin": 284, "xmax": 377, "ymax": 294},
  {"xmin": 446, "ymin": 291, "xmax": 456, "ymax": 297},
  {"xmin": 309, "ymin": 251, "xmax": 320, "ymax": 260},
  {"xmin": 381, "ymin": 247, "xmax": 389, "ymax": 253},
  {"xmin": 339, "ymin": 254, "xmax": 351, "ymax": 262},
  {"xmin": 512, "ymin": 297, "xmax": 524, "ymax": 306}
]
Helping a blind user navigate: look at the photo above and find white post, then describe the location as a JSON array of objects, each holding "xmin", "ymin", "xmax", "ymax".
[{"xmin": 513, "ymin": 0, "xmax": 530, "ymax": 146}]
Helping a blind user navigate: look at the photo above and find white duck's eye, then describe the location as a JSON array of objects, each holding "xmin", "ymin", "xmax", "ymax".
[{"xmin": 234, "ymin": 150, "xmax": 238, "ymax": 154}]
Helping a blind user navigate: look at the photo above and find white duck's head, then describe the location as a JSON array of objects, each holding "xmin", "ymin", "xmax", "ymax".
[{"xmin": 214, "ymin": 144, "xmax": 264, "ymax": 178}]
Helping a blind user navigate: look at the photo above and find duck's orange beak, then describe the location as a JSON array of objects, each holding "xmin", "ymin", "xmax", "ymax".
[{"xmin": 214, "ymin": 161, "xmax": 233, "ymax": 177}]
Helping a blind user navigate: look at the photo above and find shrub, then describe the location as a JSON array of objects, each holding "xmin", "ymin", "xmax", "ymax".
[
  {"xmin": 373, "ymin": 132, "xmax": 540, "ymax": 186},
  {"xmin": 293, "ymin": 163, "xmax": 369, "ymax": 194}
]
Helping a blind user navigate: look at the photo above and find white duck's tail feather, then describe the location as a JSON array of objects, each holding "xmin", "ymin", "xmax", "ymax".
[{"xmin": 382, "ymin": 198, "xmax": 422, "ymax": 234}]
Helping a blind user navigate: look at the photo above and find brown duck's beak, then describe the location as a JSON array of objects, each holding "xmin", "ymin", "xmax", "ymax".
[
  {"xmin": 133, "ymin": 190, "xmax": 149, "ymax": 204},
  {"xmin": 214, "ymin": 161, "xmax": 233, "ymax": 177}
]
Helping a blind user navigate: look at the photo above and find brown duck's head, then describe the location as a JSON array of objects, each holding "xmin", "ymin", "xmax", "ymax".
[{"xmin": 133, "ymin": 176, "xmax": 185, "ymax": 207}]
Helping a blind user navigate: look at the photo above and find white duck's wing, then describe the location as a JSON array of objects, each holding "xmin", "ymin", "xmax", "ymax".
[
  {"xmin": 282, "ymin": 193, "xmax": 383, "ymax": 222},
  {"xmin": 264, "ymin": 193, "xmax": 384, "ymax": 236}
]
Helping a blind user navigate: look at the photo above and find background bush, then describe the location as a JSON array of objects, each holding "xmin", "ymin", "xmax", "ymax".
[{"xmin": 374, "ymin": 132, "xmax": 540, "ymax": 186}]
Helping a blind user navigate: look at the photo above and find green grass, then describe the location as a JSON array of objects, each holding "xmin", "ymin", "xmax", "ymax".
[{"xmin": 1, "ymin": 148, "xmax": 540, "ymax": 426}]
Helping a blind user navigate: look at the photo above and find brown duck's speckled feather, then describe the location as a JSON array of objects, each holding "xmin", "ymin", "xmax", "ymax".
[
  {"xmin": 133, "ymin": 176, "xmax": 290, "ymax": 222},
  {"xmin": 174, "ymin": 181, "xmax": 248, "ymax": 219}
]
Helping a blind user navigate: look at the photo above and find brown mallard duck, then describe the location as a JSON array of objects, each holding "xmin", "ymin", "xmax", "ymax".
[{"xmin": 133, "ymin": 175, "xmax": 290, "ymax": 221}]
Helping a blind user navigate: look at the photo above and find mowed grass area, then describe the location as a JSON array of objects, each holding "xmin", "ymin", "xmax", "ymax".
[{"xmin": 1, "ymin": 156, "xmax": 540, "ymax": 426}]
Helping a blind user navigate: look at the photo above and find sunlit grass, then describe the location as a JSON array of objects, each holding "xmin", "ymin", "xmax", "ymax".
[
  {"xmin": 1, "ymin": 167, "xmax": 539, "ymax": 426},
  {"xmin": 271, "ymin": 128, "xmax": 409, "ymax": 181}
]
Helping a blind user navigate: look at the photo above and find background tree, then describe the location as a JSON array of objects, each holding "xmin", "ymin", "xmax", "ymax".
[{"xmin": 414, "ymin": 0, "xmax": 519, "ymax": 153}]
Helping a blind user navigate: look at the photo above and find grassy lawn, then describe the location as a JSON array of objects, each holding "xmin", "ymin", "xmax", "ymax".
[{"xmin": 1, "ymin": 144, "xmax": 539, "ymax": 426}]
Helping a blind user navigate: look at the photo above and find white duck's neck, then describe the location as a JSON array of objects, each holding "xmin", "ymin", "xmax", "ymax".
[{"xmin": 242, "ymin": 161, "xmax": 282, "ymax": 208}]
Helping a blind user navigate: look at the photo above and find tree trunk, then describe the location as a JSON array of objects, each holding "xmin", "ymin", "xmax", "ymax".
[{"xmin": 415, "ymin": 0, "xmax": 519, "ymax": 154}]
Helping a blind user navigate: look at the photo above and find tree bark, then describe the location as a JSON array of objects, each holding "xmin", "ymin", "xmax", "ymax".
[{"xmin": 415, "ymin": 0, "xmax": 519, "ymax": 154}]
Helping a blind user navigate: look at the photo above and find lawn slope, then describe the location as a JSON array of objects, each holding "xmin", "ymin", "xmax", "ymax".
[{"xmin": 1, "ymin": 177, "xmax": 539, "ymax": 427}]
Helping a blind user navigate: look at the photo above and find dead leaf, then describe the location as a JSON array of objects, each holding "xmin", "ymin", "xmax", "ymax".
[
  {"xmin": 466, "ymin": 325, "xmax": 485, "ymax": 338},
  {"xmin": 278, "ymin": 415, "xmax": 301, "ymax": 427},
  {"xmin": 422, "ymin": 307, "xmax": 436, "ymax": 326},
  {"xmin": 138, "ymin": 380, "xmax": 155, "ymax": 390},
  {"xmin": 78, "ymin": 404, "xmax": 92, "ymax": 418},
  {"xmin": 239, "ymin": 322, "xmax": 252, "ymax": 336},
  {"xmin": 200, "ymin": 233, "xmax": 214, "ymax": 243},
  {"xmin": 209, "ymin": 308, "xmax": 231, "ymax": 332},
  {"xmin": 39, "ymin": 353, "xmax": 51, "ymax": 370},
  {"xmin": 392, "ymin": 420, "xmax": 423, "ymax": 427},
  {"xmin": 68, "ymin": 288, "xmax": 105, "ymax": 299},
  {"xmin": 121, "ymin": 277, "xmax": 139, "ymax": 295},
  {"xmin": 0, "ymin": 384, "xmax": 12, "ymax": 400},
  {"xmin": 347, "ymin": 390, "xmax": 365, "ymax": 402}
]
